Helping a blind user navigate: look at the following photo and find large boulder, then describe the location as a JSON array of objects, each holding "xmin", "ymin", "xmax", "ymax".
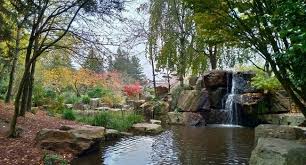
[
  {"xmin": 258, "ymin": 113, "xmax": 305, "ymax": 126},
  {"xmin": 183, "ymin": 112, "xmax": 205, "ymax": 126},
  {"xmin": 205, "ymin": 109, "xmax": 232, "ymax": 124},
  {"xmin": 36, "ymin": 125, "xmax": 105, "ymax": 155},
  {"xmin": 131, "ymin": 123, "xmax": 163, "ymax": 135},
  {"xmin": 133, "ymin": 100, "xmax": 146, "ymax": 110},
  {"xmin": 249, "ymin": 138, "xmax": 306, "ymax": 165},
  {"xmin": 139, "ymin": 101, "xmax": 169, "ymax": 122},
  {"xmin": 105, "ymin": 129, "xmax": 121, "ymax": 141},
  {"xmin": 236, "ymin": 93, "xmax": 264, "ymax": 106},
  {"xmin": 254, "ymin": 124, "xmax": 306, "ymax": 143},
  {"xmin": 203, "ymin": 70, "xmax": 230, "ymax": 88},
  {"xmin": 177, "ymin": 89, "xmax": 210, "ymax": 112},
  {"xmin": 270, "ymin": 91, "xmax": 291, "ymax": 113},
  {"xmin": 167, "ymin": 112, "xmax": 185, "ymax": 125},
  {"xmin": 208, "ymin": 87, "xmax": 227, "ymax": 109}
]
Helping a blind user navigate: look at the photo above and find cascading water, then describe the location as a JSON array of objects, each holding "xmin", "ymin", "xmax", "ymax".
[{"xmin": 223, "ymin": 73, "xmax": 239, "ymax": 125}]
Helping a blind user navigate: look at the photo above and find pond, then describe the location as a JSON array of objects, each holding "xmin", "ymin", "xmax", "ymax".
[{"xmin": 72, "ymin": 125, "xmax": 254, "ymax": 165}]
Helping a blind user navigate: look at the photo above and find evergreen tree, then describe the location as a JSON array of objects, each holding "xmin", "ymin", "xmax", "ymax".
[
  {"xmin": 128, "ymin": 56, "xmax": 145, "ymax": 82},
  {"xmin": 82, "ymin": 47, "xmax": 104, "ymax": 73},
  {"xmin": 110, "ymin": 48, "xmax": 146, "ymax": 82}
]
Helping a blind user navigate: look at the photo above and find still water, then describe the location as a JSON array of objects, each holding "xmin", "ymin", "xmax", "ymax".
[{"xmin": 73, "ymin": 125, "xmax": 254, "ymax": 165}]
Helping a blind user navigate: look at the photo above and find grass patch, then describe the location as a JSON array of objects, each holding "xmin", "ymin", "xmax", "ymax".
[
  {"xmin": 43, "ymin": 153, "xmax": 68, "ymax": 165},
  {"xmin": 76, "ymin": 111, "xmax": 143, "ymax": 132}
]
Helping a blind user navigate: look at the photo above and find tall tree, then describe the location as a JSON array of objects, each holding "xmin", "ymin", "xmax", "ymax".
[
  {"xmin": 8, "ymin": 0, "xmax": 124, "ymax": 137},
  {"xmin": 82, "ymin": 47, "xmax": 104, "ymax": 73},
  {"xmin": 149, "ymin": 0, "xmax": 201, "ymax": 86},
  {"xmin": 110, "ymin": 48, "xmax": 145, "ymax": 83}
]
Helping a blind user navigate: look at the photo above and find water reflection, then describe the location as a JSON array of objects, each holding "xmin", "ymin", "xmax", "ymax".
[{"xmin": 72, "ymin": 125, "xmax": 254, "ymax": 165}]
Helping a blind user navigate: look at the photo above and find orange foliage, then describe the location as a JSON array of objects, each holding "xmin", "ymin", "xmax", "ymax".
[{"xmin": 42, "ymin": 67, "xmax": 124, "ymax": 94}]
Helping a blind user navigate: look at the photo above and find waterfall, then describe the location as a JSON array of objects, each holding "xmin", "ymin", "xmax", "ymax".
[{"xmin": 224, "ymin": 73, "xmax": 239, "ymax": 125}]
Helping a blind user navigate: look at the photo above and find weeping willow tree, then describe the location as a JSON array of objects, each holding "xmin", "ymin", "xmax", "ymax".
[{"xmin": 148, "ymin": 0, "xmax": 208, "ymax": 86}]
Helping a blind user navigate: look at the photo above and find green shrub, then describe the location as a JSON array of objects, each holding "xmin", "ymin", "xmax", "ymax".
[
  {"xmin": 87, "ymin": 87, "xmax": 113, "ymax": 98},
  {"xmin": 43, "ymin": 153, "xmax": 67, "ymax": 165},
  {"xmin": 237, "ymin": 66, "xmax": 282, "ymax": 91},
  {"xmin": 44, "ymin": 89, "xmax": 57, "ymax": 99},
  {"xmin": 63, "ymin": 94, "xmax": 81, "ymax": 104},
  {"xmin": 62, "ymin": 109, "xmax": 76, "ymax": 120},
  {"xmin": 251, "ymin": 71, "xmax": 282, "ymax": 91},
  {"xmin": 76, "ymin": 111, "xmax": 143, "ymax": 132},
  {"xmin": 33, "ymin": 84, "xmax": 46, "ymax": 106},
  {"xmin": 48, "ymin": 95, "xmax": 65, "ymax": 115},
  {"xmin": 81, "ymin": 95, "xmax": 90, "ymax": 104}
]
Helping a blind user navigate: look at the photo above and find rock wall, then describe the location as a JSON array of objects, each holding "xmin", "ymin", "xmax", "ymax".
[{"xmin": 169, "ymin": 70, "xmax": 304, "ymax": 127}]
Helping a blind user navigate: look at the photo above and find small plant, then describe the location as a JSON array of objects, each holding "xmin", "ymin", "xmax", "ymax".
[
  {"xmin": 101, "ymin": 95, "xmax": 114, "ymax": 107},
  {"xmin": 43, "ymin": 153, "xmax": 68, "ymax": 165},
  {"xmin": 48, "ymin": 95, "xmax": 65, "ymax": 115},
  {"xmin": 62, "ymin": 109, "xmax": 76, "ymax": 120},
  {"xmin": 123, "ymin": 83, "xmax": 142, "ymax": 97},
  {"xmin": 32, "ymin": 84, "xmax": 46, "ymax": 106},
  {"xmin": 64, "ymin": 94, "xmax": 80, "ymax": 104},
  {"xmin": 81, "ymin": 95, "xmax": 90, "ymax": 104},
  {"xmin": 87, "ymin": 87, "xmax": 112, "ymax": 98}
]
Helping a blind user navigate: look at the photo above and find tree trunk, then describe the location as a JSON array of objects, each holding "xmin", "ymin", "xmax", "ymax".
[
  {"xmin": 26, "ymin": 61, "xmax": 36, "ymax": 112},
  {"xmin": 19, "ymin": 77, "xmax": 30, "ymax": 117},
  {"xmin": 8, "ymin": 63, "xmax": 31, "ymax": 137},
  {"xmin": 208, "ymin": 45, "xmax": 218, "ymax": 70},
  {"xmin": 5, "ymin": 27, "xmax": 21, "ymax": 103},
  {"xmin": 149, "ymin": 43, "xmax": 157, "ymax": 97}
]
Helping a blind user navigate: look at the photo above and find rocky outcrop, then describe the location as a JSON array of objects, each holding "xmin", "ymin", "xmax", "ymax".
[
  {"xmin": 270, "ymin": 91, "xmax": 291, "ymax": 113},
  {"xmin": 254, "ymin": 124, "xmax": 306, "ymax": 143},
  {"xmin": 203, "ymin": 70, "xmax": 229, "ymax": 88},
  {"xmin": 139, "ymin": 101, "xmax": 169, "ymax": 122},
  {"xmin": 249, "ymin": 138, "xmax": 306, "ymax": 165},
  {"xmin": 205, "ymin": 109, "xmax": 232, "ymax": 124},
  {"xmin": 177, "ymin": 89, "xmax": 210, "ymax": 112},
  {"xmin": 36, "ymin": 125, "xmax": 105, "ymax": 155},
  {"xmin": 258, "ymin": 113, "xmax": 305, "ymax": 126},
  {"xmin": 131, "ymin": 123, "xmax": 163, "ymax": 135},
  {"xmin": 250, "ymin": 124, "xmax": 306, "ymax": 165},
  {"xmin": 208, "ymin": 87, "xmax": 227, "ymax": 109},
  {"xmin": 105, "ymin": 129, "xmax": 121, "ymax": 141},
  {"xmin": 167, "ymin": 112, "xmax": 185, "ymax": 125},
  {"xmin": 170, "ymin": 70, "xmax": 301, "ymax": 127},
  {"xmin": 183, "ymin": 112, "xmax": 205, "ymax": 126}
]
